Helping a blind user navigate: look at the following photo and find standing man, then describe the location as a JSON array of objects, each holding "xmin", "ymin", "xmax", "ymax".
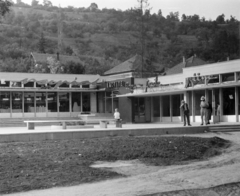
[
  {"xmin": 200, "ymin": 96, "xmax": 209, "ymax": 125},
  {"xmin": 180, "ymin": 100, "xmax": 191, "ymax": 126}
]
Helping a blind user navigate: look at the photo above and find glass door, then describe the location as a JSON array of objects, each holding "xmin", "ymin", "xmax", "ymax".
[{"xmin": 134, "ymin": 97, "xmax": 145, "ymax": 123}]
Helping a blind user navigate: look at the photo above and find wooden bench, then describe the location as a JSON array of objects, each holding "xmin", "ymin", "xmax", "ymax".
[{"xmin": 24, "ymin": 120, "xmax": 85, "ymax": 130}]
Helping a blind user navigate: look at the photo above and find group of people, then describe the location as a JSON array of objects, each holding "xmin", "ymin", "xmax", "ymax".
[{"xmin": 180, "ymin": 96, "xmax": 213, "ymax": 126}]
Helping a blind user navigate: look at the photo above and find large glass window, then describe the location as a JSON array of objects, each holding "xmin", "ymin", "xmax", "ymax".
[
  {"xmin": 188, "ymin": 91, "xmax": 192, "ymax": 116},
  {"xmin": 194, "ymin": 90, "xmax": 205, "ymax": 115},
  {"xmin": 12, "ymin": 92, "xmax": 23, "ymax": 113},
  {"xmin": 0, "ymin": 81, "xmax": 10, "ymax": 87},
  {"xmin": 208, "ymin": 75, "xmax": 219, "ymax": 84},
  {"xmin": 48, "ymin": 92, "xmax": 57, "ymax": 112},
  {"xmin": 153, "ymin": 96, "xmax": 160, "ymax": 117},
  {"xmin": 24, "ymin": 82, "xmax": 34, "ymax": 88},
  {"xmin": 72, "ymin": 92, "xmax": 81, "ymax": 112},
  {"xmin": 59, "ymin": 92, "xmax": 69, "ymax": 112},
  {"xmin": 172, "ymin": 94, "xmax": 181, "ymax": 116},
  {"xmin": 223, "ymin": 88, "xmax": 235, "ymax": 115},
  {"xmin": 24, "ymin": 92, "xmax": 35, "ymax": 113},
  {"xmin": 162, "ymin": 95, "xmax": 170, "ymax": 117},
  {"xmin": 222, "ymin": 73, "xmax": 234, "ymax": 83},
  {"xmin": 82, "ymin": 92, "xmax": 91, "ymax": 112},
  {"xmin": 0, "ymin": 92, "xmax": 10, "ymax": 113},
  {"xmin": 36, "ymin": 92, "xmax": 46, "ymax": 113}
]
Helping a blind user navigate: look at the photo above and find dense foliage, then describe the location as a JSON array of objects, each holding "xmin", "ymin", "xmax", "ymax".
[{"xmin": 0, "ymin": 1, "xmax": 239, "ymax": 74}]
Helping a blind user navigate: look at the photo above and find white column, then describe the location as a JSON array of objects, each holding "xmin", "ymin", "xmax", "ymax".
[
  {"xmin": 160, "ymin": 96, "xmax": 163, "ymax": 122},
  {"xmin": 192, "ymin": 91, "xmax": 195, "ymax": 122},
  {"xmin": 170, "ymin": 95, "xmax": 172, "ymax": 122},
  {"xmin": 219, "ymin": 88, "xmax": 223, "ymax": 117},
  {"xmin": 235, "ymin": 87, "xmax": 239, "ymax": 122},
  {"xmin": 69, "ymin": 92, "xmax": 72, "ymax": 116},
  {"xmin": 10, "ymin": 92, "xmax": 12, "ymax": 118},
  {"xmin": 46, "ymin": 92, "xmax": 48, "ymax": 117}
]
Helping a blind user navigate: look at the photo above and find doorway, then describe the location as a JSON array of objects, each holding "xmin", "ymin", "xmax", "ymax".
[{"xmin": 134, "ymin": 97, "xmax": 145, "ymax": 123}]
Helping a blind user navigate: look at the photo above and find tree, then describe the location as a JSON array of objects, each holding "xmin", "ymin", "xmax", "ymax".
[
  {"xmin": 43, "ymin": 0, "xmax": 52, "ymax": 7},
  {"xmin": 38, "ymin": 32, "xmax": 46, "ymax": 53},
  {"xmin": 31, "ymin": 0, "xmax": 39, "ymax": 7},
  {"xmin": 0, "ymin": 0, "xmax": 12, "ymax": 16}
]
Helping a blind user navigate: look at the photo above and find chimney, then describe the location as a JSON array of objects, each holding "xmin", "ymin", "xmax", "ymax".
[{"xmin": 57, "ymin": 52, "xmax": 60, "ymax": 61}]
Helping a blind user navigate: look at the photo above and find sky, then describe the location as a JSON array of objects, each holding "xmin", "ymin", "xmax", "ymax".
[{"xmin": 21, "ymin": 0, "xmax": 240, "ymax": 20}]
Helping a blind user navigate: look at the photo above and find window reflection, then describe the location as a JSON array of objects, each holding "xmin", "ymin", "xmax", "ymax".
[
  {"xmin": 12, "ymin": 92, "xmax": 23, "ymax": 113},
  {"xmin": 82, "ymin": 92, "xmax": 90, "ymax": 112},
  {"xmin": 72, "ymin": 92, "xmax": 81, "ymax": 112},
  {"xmin": 24, "ymin": 92, "xmax": 35, "ymax": 113},
  {"xmin": 0, "ymin": 92, "xmax": 10, "ymax": 113},
  {"xmin": 36, "ymin": 92, "xmax": 46, "ymax": 113},
  {"xmin": 59, "ymin": 92, "xmax": 69, "ymax": 112},
  {"xmin": 48, "ymin": 92, "xmax": 57, "ymax": 112}
]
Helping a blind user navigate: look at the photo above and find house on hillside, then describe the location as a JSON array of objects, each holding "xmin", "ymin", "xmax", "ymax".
[
  {"xmin": 30, "ymin": 52, "xmax": 84, "ymax": 73},
  {"xmin": 103, "ymin": 54, "xmax": 165, "ymax": 78}
]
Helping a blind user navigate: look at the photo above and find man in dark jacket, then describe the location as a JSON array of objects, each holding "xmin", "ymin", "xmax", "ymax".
[{"xmin": 180, "ymin": 100, "xmax": 191, "ymax": 126}]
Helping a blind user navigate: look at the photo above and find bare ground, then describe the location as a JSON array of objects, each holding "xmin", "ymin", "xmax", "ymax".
[{"xmin": 2, "ymin": 132, "xmax": 240, "ymax": 196}]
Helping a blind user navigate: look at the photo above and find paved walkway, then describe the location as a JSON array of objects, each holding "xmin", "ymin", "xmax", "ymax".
[{"xmin": 0, "ymin": 122, "xmax": 237, "ymax": 135}]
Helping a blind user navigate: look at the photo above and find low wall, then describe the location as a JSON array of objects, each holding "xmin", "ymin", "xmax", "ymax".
[{"xmin": 0, "ymin": 126, "xmax": 208, "ymax": 143}]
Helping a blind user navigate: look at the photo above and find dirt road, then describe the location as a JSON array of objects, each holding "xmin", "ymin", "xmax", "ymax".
[{"xmin": 6, "ymin": 132, "xmax": 240, "ymax": 196}]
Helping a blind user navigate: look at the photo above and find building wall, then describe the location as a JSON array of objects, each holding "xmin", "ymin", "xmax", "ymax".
[{"xmin": 119, "ymin": 97, "xmax": 132, "ymax": 123}]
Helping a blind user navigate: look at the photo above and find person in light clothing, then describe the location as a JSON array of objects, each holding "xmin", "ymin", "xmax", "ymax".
[
  {"xmin": 114, "ymin": 108, "xmax": 120, "ymax": 120},
  {"xmin": 200, "ymin": 96, "xmax": 209, "ymax": 125}
]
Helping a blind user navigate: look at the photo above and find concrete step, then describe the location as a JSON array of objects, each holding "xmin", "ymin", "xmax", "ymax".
[{"xmin": 209, "ymin": 125, "xmax": 240, "ymax": 132}]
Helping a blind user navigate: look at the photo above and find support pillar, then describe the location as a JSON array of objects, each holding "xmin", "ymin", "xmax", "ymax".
[
  {"xmin": 170, "ymin": 95, "xmax": 172, "ymax": 122},
  {"xmin": 212, "ymin": 89, "xmax": 216, "ymax": 124},
  {"xmin": 160, "ymin": 96, "xmax": 163, "ymax": 122},
  {"xmin": 235, "ymin": 87, "xmax": 239, "ymax": 122},
  {"xmin": 219, "ymin": 88, "xmax": 223, "ymax": 120},
  {"xmin": 192, "ymin": 91, "xmax": 195, "ymax": 122}
]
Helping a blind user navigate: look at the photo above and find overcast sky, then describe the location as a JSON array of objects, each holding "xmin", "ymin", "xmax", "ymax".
[{"xmin": 21, "ymin": 0, "xmax": 240, "ymax": 20}]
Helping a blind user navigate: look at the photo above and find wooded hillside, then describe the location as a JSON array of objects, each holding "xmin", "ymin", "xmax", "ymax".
[{"xmin": 0, "ymin": 1, "xmax": 239, "ymax": 75}]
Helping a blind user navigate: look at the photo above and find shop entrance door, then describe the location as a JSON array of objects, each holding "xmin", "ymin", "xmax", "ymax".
[{"xmin": 134, "ymin": 97, "xmax": 146, "ymax": 123}]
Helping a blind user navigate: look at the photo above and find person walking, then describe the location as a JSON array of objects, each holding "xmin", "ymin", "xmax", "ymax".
[
  {"xmin": 200, "ymin": 96, "xmax": 209, "ymax": 125},
  {"xmin": 180, "ymin": 100, "xmax": 191, "ymax": 126}
]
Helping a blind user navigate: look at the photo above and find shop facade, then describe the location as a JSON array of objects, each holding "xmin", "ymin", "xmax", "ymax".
[
  {"xmin": 118, "ymin": 59, "xmax": 240, "ymax": 124},
  {"xmin": 0, "ymin": 72, "xmax": 107, "ymax": 118}
]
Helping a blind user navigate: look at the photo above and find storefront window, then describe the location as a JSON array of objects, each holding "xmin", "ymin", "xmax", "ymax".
[
  {"xmin": 194, "ymin": 90, "xmax": 205, "ymax": 115},
  {"xmin": 208, "ymin": 75, "xmax": 219, "ymax": 84},
  {"xmin": 12, "ymin": 92, "xmax": 23, "ymax": 113},
  {"xmin": 188, "ymin": 91, "xmax": 192, "ymax": 116},
  {"xmin": 48, "ymin": 92, "xmax": 57, "ymax": 112},
  {"xmin": 0, "ymin": 92, "xmax": 10, "ymax": 113},
  {"xmin": 172, "ymin": 94, "xmax": 181, "ymax": 116},
  {"xmin": 0, "ymin": 81, "xmax": 10, "ymax": 87},
  {"xmin": 72, "ymin": 92, "xmax": 81, "ymax": 112},
  {"xmin": 82, "ymin": 92, "xmax": 91, "ymax": 112},
  {"xmin": 162, "ymin": 95, "xmax": 170, "ymax": 117},
  {"xmin": 105, "ymin": 92, "xmax": 112, "ymax": 113},
  {"xmin": 36, "ymin": 92, "xmax": 46, "ymax": 113},
  {"xmin": 59, "ymin": 92, "xmax": 69, "ymax": 112},
  {"xmin": 222, "ymin": 73, "xmax": 234, "ymax": 83},
  {"xmin": 24, "ymin": 92, "xmax": 35, "ymax": 113},
  {"xmin": 153, "ymin": 96, "xmax": 160, "ymax": 117},
  {"xmin": 24, "ymin": 82, "xmax": 34, "ymax": 88},
  {"xmin": 223, "ymin": 88, "xmax": 235, "ymax": 115}
]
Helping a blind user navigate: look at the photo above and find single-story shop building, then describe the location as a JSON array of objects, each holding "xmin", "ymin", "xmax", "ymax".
[{"xmin": 1, "ymin": 54, "xmax": 240, "ymax": 124}]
